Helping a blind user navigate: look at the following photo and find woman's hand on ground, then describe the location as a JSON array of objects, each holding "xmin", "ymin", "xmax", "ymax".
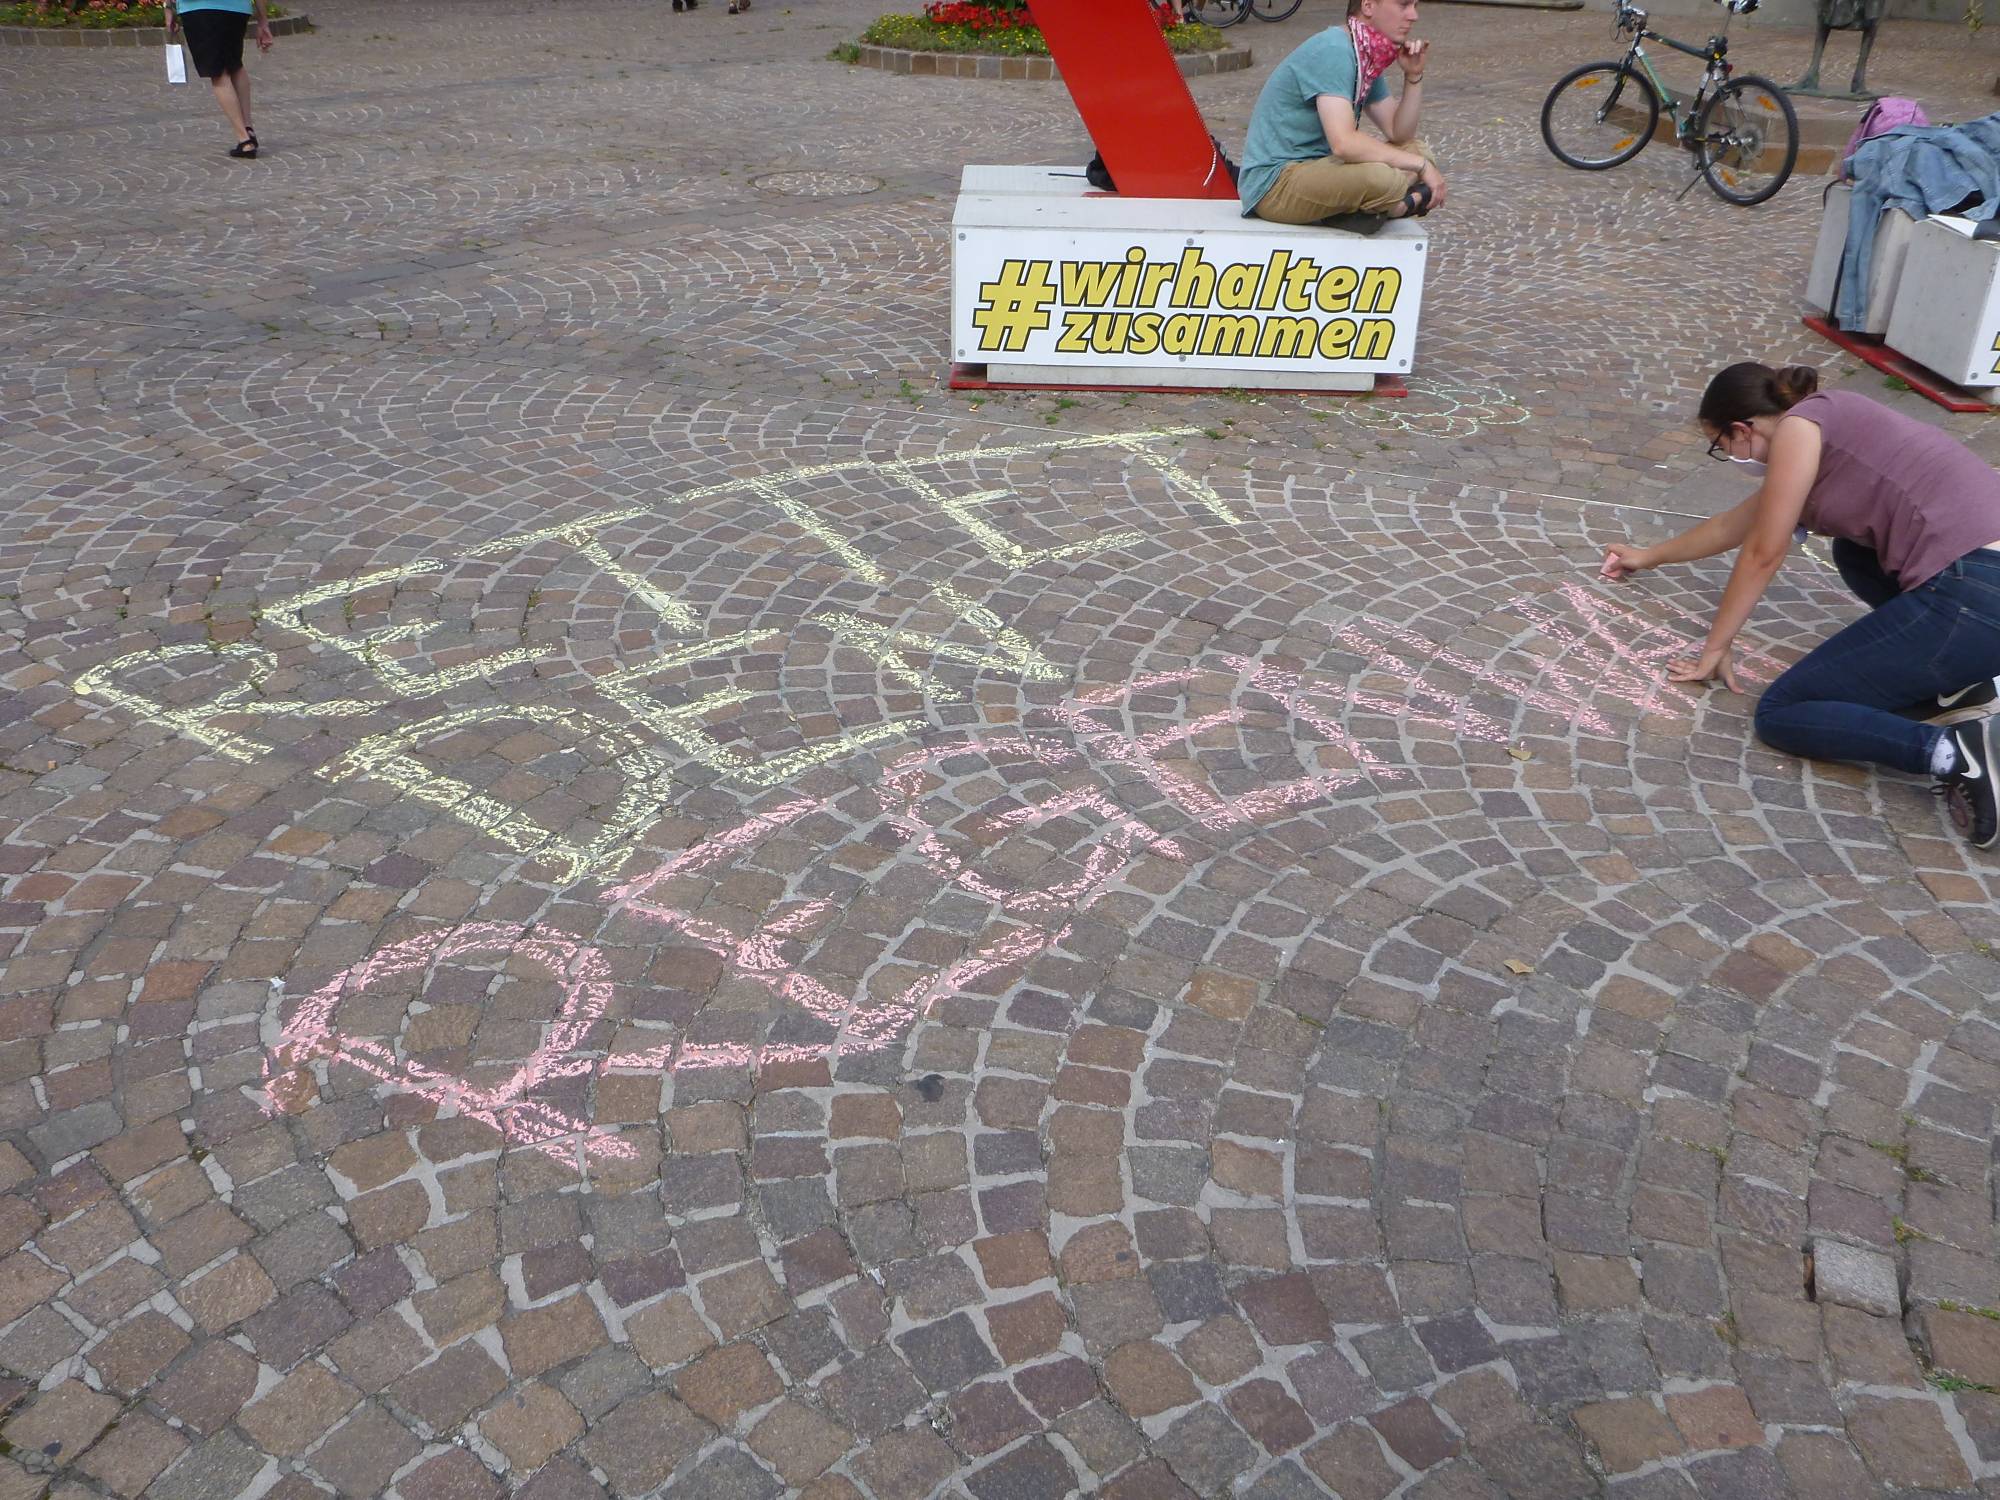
[
  {"xmin": 1598, "ymin": 543, "xmax": 1652, "ymax": 581},
  {"xmin": 1668, "ymin": 643, "xmax": 1742, "ymax": 693}
]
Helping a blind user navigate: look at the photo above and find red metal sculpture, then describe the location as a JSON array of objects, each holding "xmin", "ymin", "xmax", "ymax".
[{"xmin": 1023, "ymin": 0, "xmax": 1238, "ymax": 199}]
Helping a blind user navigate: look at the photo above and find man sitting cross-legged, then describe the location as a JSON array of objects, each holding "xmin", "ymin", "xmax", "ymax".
[{"xmin": 1239, "ymin": 0, "xmax": 1446, "ymax": 225}]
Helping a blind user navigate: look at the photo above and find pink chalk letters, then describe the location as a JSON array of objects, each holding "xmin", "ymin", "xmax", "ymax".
[{"xmin": 262, "ymin": 587, "xmax": 1775, "ymax": 1163}]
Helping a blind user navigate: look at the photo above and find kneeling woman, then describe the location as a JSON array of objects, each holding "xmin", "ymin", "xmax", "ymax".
[{"xmin": 1602, "ymin": 363, "xmax": 2000, "ymax": 849}]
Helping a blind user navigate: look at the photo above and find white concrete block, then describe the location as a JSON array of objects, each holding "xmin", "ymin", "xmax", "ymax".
[
  {"xmin": 980, "ymin": 361, "xmax": 1373, "ymax": 392},
  {"xmin": 1885, "ymin": 217, "xmax": 2000, "ymax": 389},
  {"xmin": 952, "ymin": 170, "xmax": 1429, "ymax": 387},
  {"xmin": 1800, "ymin": 183, "xmax": 1917, "ymax": 336},
  {"xmin": 959, "ymin": 164, "xmax": 1097, "ymax": 197},
  {"xmin": 1863, "ymin": 206, "xmax": 1919, "ymax": 336},
  {"xmin": 1804, "ymin": 183, "xmax": 1849, "ymax": 316}
]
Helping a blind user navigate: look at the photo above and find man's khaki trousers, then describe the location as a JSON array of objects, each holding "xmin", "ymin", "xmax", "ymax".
[{"xmin": 1252, "ymin": 141, "xmax": 1435, "ymax": 223}]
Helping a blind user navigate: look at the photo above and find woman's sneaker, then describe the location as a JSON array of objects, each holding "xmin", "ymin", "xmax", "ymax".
[
  {"xmin": 1933, "ymin": 675, "xmax": 2000, "ymax": 725},
  {"xmin": 1940, "ymin": 717, "xmax": 1999, "ymax": 849}
]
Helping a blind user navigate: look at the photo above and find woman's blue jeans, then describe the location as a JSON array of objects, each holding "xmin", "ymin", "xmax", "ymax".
[{"xmin": 1753, "ymin": 541, "xmax": 2000, "ymax": 776}]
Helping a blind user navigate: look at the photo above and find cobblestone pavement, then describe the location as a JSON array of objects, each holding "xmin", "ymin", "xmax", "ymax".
[{"xmin": 9, "ymin": 2, "xmax": 2000, "ymax": 1496}]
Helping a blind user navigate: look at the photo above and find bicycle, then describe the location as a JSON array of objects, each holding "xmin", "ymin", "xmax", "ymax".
[
  {"xmin": 1540, "ymin": 0, "xmax": 1799, "ymax": 206},
  {"xmin": 1182, "ymin": 0, "xmax": 1302, "ymax": 30}
]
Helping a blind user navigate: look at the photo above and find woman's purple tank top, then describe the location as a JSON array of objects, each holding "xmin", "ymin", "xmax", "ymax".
[{"xmin": 1789, "ymin": 390, "xmax": 2000, "ymax": 589}]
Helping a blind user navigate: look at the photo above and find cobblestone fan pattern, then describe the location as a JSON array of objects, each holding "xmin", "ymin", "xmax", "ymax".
[{"xmin": 8, "ymin": 2, "xmax": 2000, "ymax": 1497}]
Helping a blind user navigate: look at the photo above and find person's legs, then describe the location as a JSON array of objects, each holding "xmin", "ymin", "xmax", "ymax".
[
  {"xmin": 209, "ymin": 72, "xmax": 250, "ymax": 142},
  {"xmin": 1253, "ymin": 156, "xmax": 1414, "ymax": 223},
  {"xmin": 185, "ymin": 12, "xmax": 251, "ymax": 146},
  {"xmin": 1824, "ymin": 538, "xmax": 1933, "ymax": 717},
  {"xmin": 1754, "ymin": 558, "xmax": 2000, "ymax": 776},
  {"xmin": 1830, "ymin": 537, "xmax": 1901, "ymax": 609},
  {"xmin": 229, "ymin": 65, "xmax": 253, "ymax": 135}
]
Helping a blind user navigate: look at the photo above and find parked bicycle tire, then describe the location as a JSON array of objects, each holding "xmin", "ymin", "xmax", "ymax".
[
  {"xmin": 1696, "ymin": 73, "xmax": 1797, "ymax": 205},
  {"xmin": 1249, "ymin": 0, "xmax": 1305, "ymax": 21},
  {"xmin": 1541, "ymin": 61, "xmax": 1659, "ymax": 170},
  {"xmin": 1189, "ymin": 0, "xmax": 1250, "ymax": 27}
]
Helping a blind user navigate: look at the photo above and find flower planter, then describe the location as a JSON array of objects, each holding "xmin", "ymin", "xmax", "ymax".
[
  {"xmin": 851, "ymin": 40, "xmax": 1247, "ymax": 78},
  {"xmin": 0, "ymin": 13, "xmax": 309, "ymax": 45}
]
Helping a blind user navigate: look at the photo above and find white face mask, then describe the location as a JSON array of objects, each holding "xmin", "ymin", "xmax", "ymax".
[{"xmin": 1727, "ymin": 456, "xmax": 1766, "ymax": 475}]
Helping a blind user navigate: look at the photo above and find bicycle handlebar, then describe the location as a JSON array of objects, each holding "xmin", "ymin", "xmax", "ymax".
[{"xmin": 1617, "ymin": 0, "xmax": 1754, "ymax": 37}]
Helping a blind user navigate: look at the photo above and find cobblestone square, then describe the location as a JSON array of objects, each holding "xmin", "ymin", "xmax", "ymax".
[{"xmin": 6, "ymin": 0, "xmax": 2000, "ymax": 1495}]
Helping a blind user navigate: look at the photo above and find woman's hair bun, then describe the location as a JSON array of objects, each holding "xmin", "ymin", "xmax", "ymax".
[
  {"xmin": 1772, "ymin": 364, "xmax": 1820, "ymax": 405},
  {"xmin": 1699, "ymin": 360, "xmax": 1821, "ymax": 428}
]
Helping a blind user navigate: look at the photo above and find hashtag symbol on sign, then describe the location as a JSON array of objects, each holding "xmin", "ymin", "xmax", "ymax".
[{"xmin": 973, "ymin": 260, "xmax": 1056, "ymax": 354}]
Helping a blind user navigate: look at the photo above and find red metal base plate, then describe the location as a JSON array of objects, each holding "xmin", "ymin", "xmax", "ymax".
[
  {"xmin": 947, "ymin": 364, "xmax": 1410, "ymax": 398},
  {"xmin": 1801, "ymin": 315, "xmax": 1996, "ymax": 415}
]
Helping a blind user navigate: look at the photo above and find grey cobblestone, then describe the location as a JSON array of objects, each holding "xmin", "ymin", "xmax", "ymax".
[{"xmin": 6, "ymin": 1, "xmax": 2000, "ymax": 1495}]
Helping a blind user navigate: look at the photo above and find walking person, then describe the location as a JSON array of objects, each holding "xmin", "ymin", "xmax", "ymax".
[
  {"xmin": 165, "ymin": 0, "xmax": 273, "ymax": 158},
  {"xmin": 1602, "ymin": 362, "xmax": 2000, "ymax": 849}
]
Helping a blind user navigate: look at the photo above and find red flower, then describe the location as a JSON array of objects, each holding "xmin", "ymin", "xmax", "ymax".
[{"xmin": 922, "ymin": 0, "xmax": 1033, "ymax": 26}]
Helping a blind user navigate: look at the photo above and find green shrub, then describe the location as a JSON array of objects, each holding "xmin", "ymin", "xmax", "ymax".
[{"xmin": 858, "ymin": 12, "xmax": 1223, "ymax": 53}]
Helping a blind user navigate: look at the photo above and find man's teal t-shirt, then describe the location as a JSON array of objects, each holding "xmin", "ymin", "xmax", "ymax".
[
  {"xmin": 178, "ymin": 0, "xmax": 255, "ymax": 14},
  {"xmin": 1238, "ymin": 27, "xmax": 1390, "ymax": 215}
]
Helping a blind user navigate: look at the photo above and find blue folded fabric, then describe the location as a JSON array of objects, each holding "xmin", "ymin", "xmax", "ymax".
[{"xmin": 1836, "ymin": 112, "xmax": 2000, "ymax": 332}]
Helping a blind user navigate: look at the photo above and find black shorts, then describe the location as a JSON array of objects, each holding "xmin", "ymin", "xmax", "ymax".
[{"xmin": 180, "ymin": 10, "xmax": 248, "ymax": 79}]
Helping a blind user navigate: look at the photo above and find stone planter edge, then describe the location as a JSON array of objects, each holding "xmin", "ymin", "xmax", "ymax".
[
  {"xmin": 852, "ymin": 39, "xmax": 1247, "ymax": 79},
  {"xmin": 2, "ymin": 13, "xmax": 310, "ymax": 46}
]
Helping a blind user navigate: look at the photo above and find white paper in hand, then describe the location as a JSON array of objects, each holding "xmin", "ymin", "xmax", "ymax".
[{"xmin": 165, "ymin": 41, "xmax": 188, "ymax": 84}]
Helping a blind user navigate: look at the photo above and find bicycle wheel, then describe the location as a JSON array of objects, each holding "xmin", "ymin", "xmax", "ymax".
[
  {"xmin": 1188, "ymin": 0, "xmax": 1249, "ymax": 27},
  {"xmin": 1697, "ymin": 74, "xmax": 1798, "ymax": 205},
  {"xmin": 1249, "ymin": 0, "xmax": 1305, "ymax": 21},
  {"xmin": 1541, "ymin": 61, "xmax": 1659, "ymax": 170}
]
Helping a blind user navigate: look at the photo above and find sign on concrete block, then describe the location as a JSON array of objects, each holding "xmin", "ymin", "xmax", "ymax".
[
  {"xmin": 1884, "ymin": 218, "xmax": 2000, "ymax": 389},
  {"xmin": 953, "ymin": 196, "xmax": 1427, "ymax": 384}
]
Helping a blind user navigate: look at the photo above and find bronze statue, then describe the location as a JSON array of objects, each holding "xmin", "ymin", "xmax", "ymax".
[{"xmin": 1791, "ymin": 0, "xmax": 1885, "ymax": 98}]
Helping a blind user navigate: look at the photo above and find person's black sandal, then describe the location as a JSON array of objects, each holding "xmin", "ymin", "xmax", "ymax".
[
  {"xmin": 230, "ymin": 138, "xmax": 258, "ymax": 158},
  {"xmin": 1399, "ymin": 180, "xmax": 1433, "ymax": 218}
]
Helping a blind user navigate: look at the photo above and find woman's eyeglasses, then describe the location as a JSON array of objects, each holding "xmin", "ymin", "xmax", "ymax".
[{"xmin": 1706, "ymin": 426, "xmax": 1736, "ymax": 462}]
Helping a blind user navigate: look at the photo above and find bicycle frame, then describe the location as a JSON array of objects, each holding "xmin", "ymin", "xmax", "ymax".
[{"xmin": 1616, "ymin": 9, "xmax": 1733, "ymax": 142}]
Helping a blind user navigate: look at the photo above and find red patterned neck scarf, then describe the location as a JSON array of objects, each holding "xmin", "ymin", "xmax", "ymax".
[{"xmin": 1348, "ymin": 17, "xmax": 1402, "ymax": 103}]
